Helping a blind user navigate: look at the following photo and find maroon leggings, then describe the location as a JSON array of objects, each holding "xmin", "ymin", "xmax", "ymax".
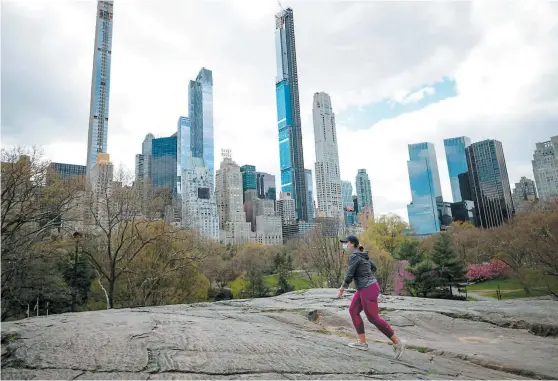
[{"xmin": 349, "ymin": 282, "xmax": 394, "ymax": 338}]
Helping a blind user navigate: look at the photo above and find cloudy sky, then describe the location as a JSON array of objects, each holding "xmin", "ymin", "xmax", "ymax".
[{"xmin": 2, "ymin": 0, "xmax": 557, "ymax": 220}]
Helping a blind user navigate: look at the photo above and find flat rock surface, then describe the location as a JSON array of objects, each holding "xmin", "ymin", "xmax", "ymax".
[{"xmin": 2, "ymin": 289, "xmax": 557, "ymax": 380}]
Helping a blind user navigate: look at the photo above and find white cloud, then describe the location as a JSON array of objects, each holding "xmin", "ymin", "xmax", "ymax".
[
  {"xmin": 2, "ymin": 0, "xmax": 557, "ymax": 222},
  {"xmin": 399, "ymin": 86, "xmax": 436, "ymax": 104}
]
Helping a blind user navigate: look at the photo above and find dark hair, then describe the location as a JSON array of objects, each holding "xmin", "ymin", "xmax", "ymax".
[{"xmin": 358, "ymin": 245, "xmax": 364, "ymax": 251}]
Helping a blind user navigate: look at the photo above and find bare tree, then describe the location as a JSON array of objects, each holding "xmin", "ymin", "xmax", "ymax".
[
  {"xmin": 1, "ymin": 147, "xmax": 83, "ymax": 319},
  {"xmin": 295, "ymin": 223, "xmax": 346, "ymax": 288},
  {"xmin": 81, "ymin": 167, "xmax": 189, "ymax": 308},
  {"xmin": 119, "ymin": 229, "xmax": 210, "ymax": 307}
]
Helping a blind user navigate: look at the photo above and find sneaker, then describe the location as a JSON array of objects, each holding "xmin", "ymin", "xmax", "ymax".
[
  {"xmin": 348, "ymin": 341, "xmax": 369, "ymax": 351},
  {"xmin": 393, "ymin": 340, "xmax": 406, "ymax": 360}
]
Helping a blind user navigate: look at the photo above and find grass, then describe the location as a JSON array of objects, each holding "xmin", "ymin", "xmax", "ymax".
[
  {"xmin": 263, "ymin": 272, "xmax": 316, "ymax": 291},
  {"xmin": 466, "ymin": 276, "xmax": 558, "ymax": 299}
]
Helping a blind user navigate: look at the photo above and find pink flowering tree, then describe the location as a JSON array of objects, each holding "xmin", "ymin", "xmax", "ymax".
[
  {"xmin": 393, "ymin": 260, "xmax": 415, "ymax": 295},
  {"xmin": 466, "ymin": 259, "xmax": 511, "ymax": 282}
]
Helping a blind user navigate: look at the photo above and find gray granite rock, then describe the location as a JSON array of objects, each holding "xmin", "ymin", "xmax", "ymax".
[{"xmin": 1, "ymin": 289, "xmax": 556, "ymax": 380}]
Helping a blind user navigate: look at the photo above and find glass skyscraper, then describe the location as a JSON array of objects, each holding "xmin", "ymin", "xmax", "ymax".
[
  {"xmin": 341, "ymin": 180, "xmax": 353, "ymax": 209},
  {"xmin": 176, "ymin": 116, "xmax": 191, "ymax": 196},
  {"xmin": 305, "ymin": 169, "xmax": 314, "ymax": 221},
  {"xmin": 406, "ymin": 142, "xmax": 443, "ymax": 235},
  {"xmin": 188, "ymin": 68, "xmax": 214, "ymax": 187},
  {"xmin": 86, "ymin": 1, "xmax": 114, "ymax": 179},
  {"xmin": 240, "ymin": 165, "xmax": 257, "ymax": 202},
  {"xmin": 275, "ymin": 8, "xmax": 308, "ymax": 221},
  {"xmin": 466, "ymin": 139, "xmax": 514, "ymax": 228},
  {"xmin": 355, "ymin": 169, "xmax": 373, "ymax": 212},
  {"xmin": 443, "ymin": 136, "xmax": 471, "ymax": 202},
  {"xmin": 152, "ymin": 135, "xmax": 177, "ymax": 195},
  {"xmin": 256, "ymin": 172, "xmax": 276, "ymax": 200}
]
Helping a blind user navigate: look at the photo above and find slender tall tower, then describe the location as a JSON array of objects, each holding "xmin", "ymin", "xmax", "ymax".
[
  {"xmin": 274, "ymin": 7, "xmax": 308, "ymax": 221},
  {"xmin": 86, "ymin": 1, "xmax": 114, "ymax": 179},
  {"xmin": 188, "ymin": 68, "xmax": 214, "ymax": 188},
  {"xmin": 313, "ymin": 92, "xmax": 343, "ymax": 220}
]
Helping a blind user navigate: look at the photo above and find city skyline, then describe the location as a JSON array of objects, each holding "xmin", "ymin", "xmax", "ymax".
[{"xmin": 3, "ymin": 1, "xmax": 558, "ymax": 221}]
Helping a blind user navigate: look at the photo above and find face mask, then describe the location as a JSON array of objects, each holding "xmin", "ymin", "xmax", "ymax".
[{"xmin": 342, "ymin": 243, "xmax": 348, "ymax": 250}]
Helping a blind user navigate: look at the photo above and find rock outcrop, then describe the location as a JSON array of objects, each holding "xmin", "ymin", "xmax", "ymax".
[{"xmin": 2, "ymin": 289, "xmax": 557, "ymax": 380}]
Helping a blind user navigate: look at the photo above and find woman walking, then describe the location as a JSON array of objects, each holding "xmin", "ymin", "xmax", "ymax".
[{"xmin": 338, "ymin": 235, "xmax": 406, "ymax": 359}]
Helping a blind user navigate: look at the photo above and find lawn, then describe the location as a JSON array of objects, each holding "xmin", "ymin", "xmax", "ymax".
[
  {"xmin": 466, "ymin": 276, "xmax": 558, "ymax": 299},
  {"xmin": 264, "ymin": 272, "xmax": 316, "ymax": 290}
]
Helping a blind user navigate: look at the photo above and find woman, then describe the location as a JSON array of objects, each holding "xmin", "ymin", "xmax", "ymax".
[{"xmin": 338, "ymin": 235, "xmax": 406, "ymax": 359}]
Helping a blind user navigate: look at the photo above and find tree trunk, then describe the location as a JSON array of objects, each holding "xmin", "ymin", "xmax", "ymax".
[{"xmin": 108, "ymin": 267, "xmax": 116, "ymax": 309}]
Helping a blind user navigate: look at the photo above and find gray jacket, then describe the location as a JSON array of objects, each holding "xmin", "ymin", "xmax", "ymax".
[{"xmin": 341, "ymin": 248, "xmax": 377, "ymax": 290}]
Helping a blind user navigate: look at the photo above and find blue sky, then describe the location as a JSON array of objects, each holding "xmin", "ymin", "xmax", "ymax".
[{"xmin": 338, "ymin": 77, "xmax": 457, "ymax": 131}]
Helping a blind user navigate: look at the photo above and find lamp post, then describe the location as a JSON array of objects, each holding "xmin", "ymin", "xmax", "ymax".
[{"xmin": 71, "ymin": 231, "xmax": 83, "ymax": 312}]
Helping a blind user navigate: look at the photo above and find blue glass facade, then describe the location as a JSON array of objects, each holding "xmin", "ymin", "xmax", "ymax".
[
  {"xmin": 466, "ymin": 140, "xmax": 514, "ymax": 228},
  {"xmin": 341, "ymin": 181, "xmax": 353, "ymax": 209},
  {"xmin": 152, "ymin": 135, "xmax": 177, "ymax": 195},
  {"xmin": 443, "ymin": 136, "xmax": 471, "ymax": 202},
  {"xmin": 305, "ymin": 169, "xmax": 314, "ymax": 221},
  {"xmin": 355, "ymin": 169, "xmax": 373, "ymax": 212},
  {"xmin": 406, "ymin": 142, "xmax": 443, "ymax": 235},
  {"xmin": 277, "ymin": 80, "xmax": 293, "ymax": 195},
  {"xmin": 176, "ymin": 116, "xmax": 191, "ymax": 196},
  {"xmin": 188, "ymin": 68, "xmax": 214, "ymax": 187},
  {"xmin": 275, "ymin": 8, "xmax": 308, "ymax": 221},
  {"xmin": 344, "ymin": 209, "xmax": 357, "ymax": 226},
  {"xmin": 86, "ymin": 1, "xmax": 113, "ymax": 178}
]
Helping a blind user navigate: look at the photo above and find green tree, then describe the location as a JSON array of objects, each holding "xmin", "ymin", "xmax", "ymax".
[
  {"xmin": 274, "ymin": 250, "xmax": 293, "ymax": 295},
  {"xmin": 431, "ymin": 233, "xmax": 466, "ymax": 297},
  {"xmin": 245, "ymin": 269, "xmax": 269, "ymax": 298},
  {"xmin": 363, "ymin": 213, "xmax": 409, "ymax": 256},
  {"xmin": 406, "ymin": 259, "xmax": 440, "ymax": 298},
  {"xmin": 397, "ymin": 239, "xmax": 439, "ymax": 298}
]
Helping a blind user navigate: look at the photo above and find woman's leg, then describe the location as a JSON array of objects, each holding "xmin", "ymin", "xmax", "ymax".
[
  {"xmin": 349, "ymin": 290, "xmax": 365, "ymax": 340},
  {"xmin": 360, "ymin": 283, "xmax": 397, "ymax": 341}
]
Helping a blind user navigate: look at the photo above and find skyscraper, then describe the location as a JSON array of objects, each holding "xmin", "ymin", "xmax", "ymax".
[
  {"xmin": 305, "ymin": 169, "xmax": 314, "ymax": 222},
  {"xmin": 177, "ymin": 116, "xmax": 191, "ymax": 196},
  {"xmin": 215, "ymin": 150, "xmax": 253, "ymax": 245},
  {"xmin": 240, "ymin": 165, "xmax": 257, "ymax": 202},
  {"xmin": 355, "ymin": 169, "xmax": 373, "ymax": 213},
  {"xmin": 48, "ymin": 163, "xmax": 86, "ymax": 183},
  {"xmin": 466, "ymin": 139, "xmax": 514, "ymax": 228},
  {"xmin": 341, "ymin": 181, "xmax": 353, "ymax": 209},
  {"xmin": 276, "ymin": 192, "xmax": 299, "ymax": 242},
  {"xmin": 274, "ymin": 7, "xmax": 307, "ymax": 221},
  {"xmin": 181, "ymin": 155, "xmax": 219, "ymax": 240},
  {"xmin": 313, "ymin": 92, "xmax": 343, "ymax": 220},
  {"xmin": 151, "ymin": 135, "xmax": 177, "ymax": 195},
  {"xmin": 406, "ymin": 143, "xmax": 443, "ymax": 235},
  {"xmin": 86, "ymin": 1, "xmax": 114, "ymax": 179},
  {"xmin": 256, "ymin": 172, "xmax": 276, "ymax": 200},
  {"xmin": 532, "ymin": 136, "xmax": 558, "ymax": 202},
  {"xmin": 443, "ymin": 136, "xmax": 472, "ymax": 202},
  {"xmin": 512, "ymin": 176, "xmax": 538, "ymax": 213},
  {"xmin": 135, "ymin": 133, "xmax": 154, "ymax": 184},
  {"xmin": 189, "ymin": 68, "xmax": 214, "ymax": 186}
]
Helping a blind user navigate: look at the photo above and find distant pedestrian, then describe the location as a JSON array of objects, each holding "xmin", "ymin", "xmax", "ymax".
[{"xmin": 338, "ymin": 235, "xmax": 406, "ymax": 359}]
